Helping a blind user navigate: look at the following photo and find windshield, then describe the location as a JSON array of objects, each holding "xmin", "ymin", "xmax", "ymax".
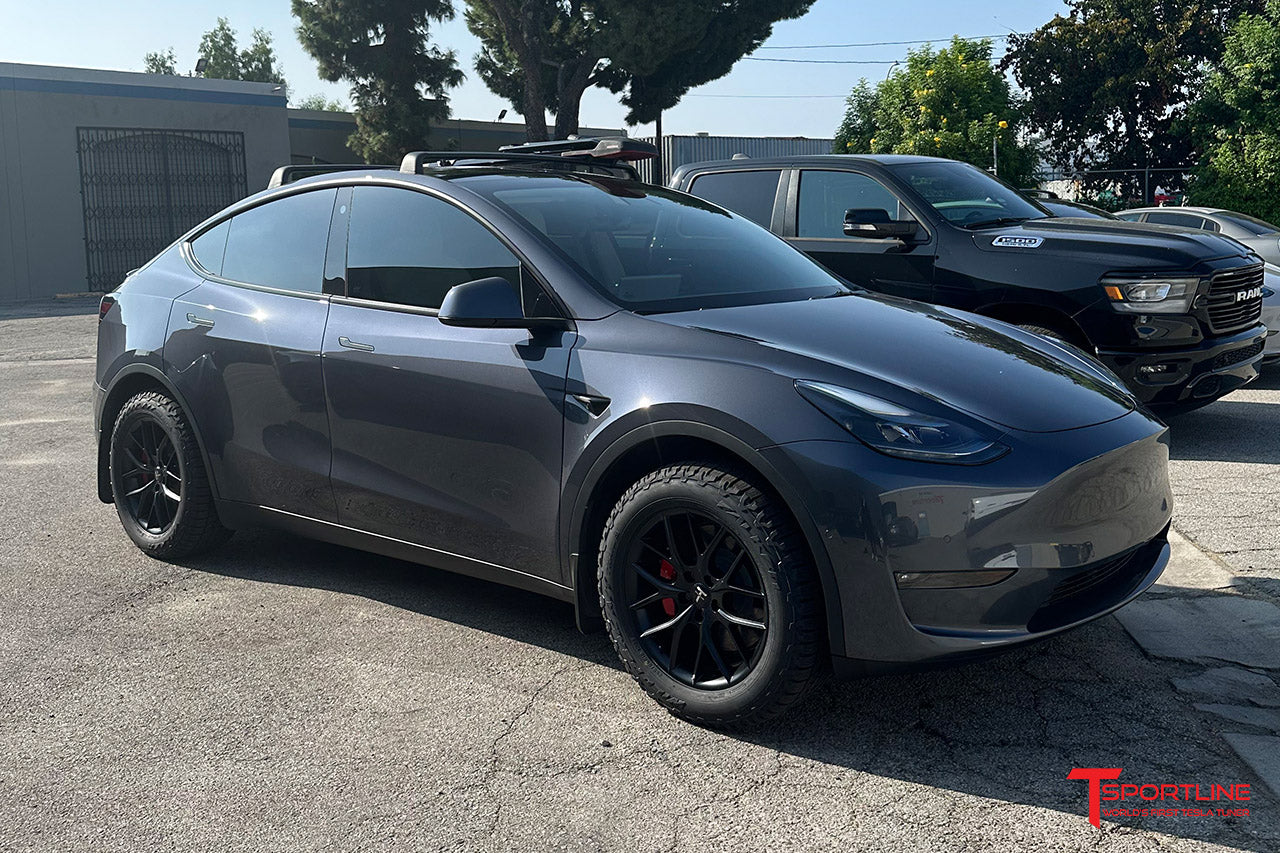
[
  {"xmin": 456, "ymin": 173, "xmax": 847, "ymax": 312},
  {"xmin": 887, "ymin": 161, "xmax": 1049, "ymax": 229}
]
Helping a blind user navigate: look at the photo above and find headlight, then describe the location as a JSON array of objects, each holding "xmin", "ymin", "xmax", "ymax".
[
  {"xmin": 1102, "ymin": 275, "xmax": 1200, "ymax": 314},
  {"xmin": 795, "ymin": 381, "xmax": 1008, "ymax": 464}
]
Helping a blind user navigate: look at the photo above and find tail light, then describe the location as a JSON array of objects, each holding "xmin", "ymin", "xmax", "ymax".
[{"xmin": 98, "ymin": 294, "xmax": 116, "ymax": 322}]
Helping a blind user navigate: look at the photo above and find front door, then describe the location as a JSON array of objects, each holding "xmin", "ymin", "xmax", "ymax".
[
  {"xmin": 322, "ymin": 185, "xmax": 574, "ymax": 584},
  {"xmin": 788, "ymin": 169, "xmax": 936, "ymax": 302}
]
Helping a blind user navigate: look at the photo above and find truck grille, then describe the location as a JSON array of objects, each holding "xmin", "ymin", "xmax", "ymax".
[
  {"xmin": 1205, "ymin": 265, "xmax": 1264, "ymax": 334},
  {"xmin": 1213, "ymin": 340, "xmax": 1264, "ymax": 371}
]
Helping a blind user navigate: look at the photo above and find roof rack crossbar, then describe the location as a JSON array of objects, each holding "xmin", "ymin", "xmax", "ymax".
[
  {"xmin": 398, "ymin": 150, "xmax": 641, "ymax": 181},
  {"xmin": 268, "ymin": 163, "xmax": 395, "ymax": 189}
]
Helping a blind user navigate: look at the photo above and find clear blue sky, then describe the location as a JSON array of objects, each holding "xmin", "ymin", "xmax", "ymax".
[{"xmin": 0, "ymin": 0, "xmax": 1068, "ymax": 138}]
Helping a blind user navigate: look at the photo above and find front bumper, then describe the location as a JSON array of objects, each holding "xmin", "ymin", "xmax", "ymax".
[
  {"xmin": 1261, "ymin": 301, "xmax": 1280, "ymax": 363},
  {"xmin": 1097, "ymin": 324, "xmax": 1265, "ymax": 407},
  {"xmin": 760, "ymin": 408, "xmax": 1172, "ymax": 670}
]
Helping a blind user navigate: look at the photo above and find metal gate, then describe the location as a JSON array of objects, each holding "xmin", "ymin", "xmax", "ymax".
[{"xmin": 77, "ymin": 127, "xmax": 248, "ymax": 291}]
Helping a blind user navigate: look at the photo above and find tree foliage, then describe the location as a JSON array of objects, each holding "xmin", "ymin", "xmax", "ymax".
[
  {"xmin": 1003, "ymin": 0, "xmax": 1264, "ymax": 189},
  {"xmin": 293, "ymin": 0, "xmax": 464, "ymax": 163},
  {"xmin": 464, "ymin": 0, "xmax": 813, "ymax": 141},
  {"xmin": 144, "ymin": 18, "xmax": 286, "ymax": 88},
  {"xmin": 1190, "ymin": 0, "xmax": 1280, "ymax": 221},
  {"xmin": 143, "ymin": 48, "xmax": 177, "ymax": 76},
  {"xmin": 834, "ymin": 38, "xmax": 1040, "ymax": 188},
  {"xmin": 293, "ymin": 93, "xmax": 347, "ymax": 111}
]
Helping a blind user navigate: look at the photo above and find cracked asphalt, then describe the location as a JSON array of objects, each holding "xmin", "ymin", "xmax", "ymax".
[{"xmin": 1, "ymin": 302, "xmax": 1278, "ymax": 852}]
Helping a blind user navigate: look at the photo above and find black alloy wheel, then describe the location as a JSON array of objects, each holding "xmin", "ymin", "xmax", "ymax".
[
  {"xmin": 625, "ymin": 508, "xmax": 768, "ymax": 689},
  {"xmin": 117, "ymin": 416, "xmax": 182, "ymax": 535},
  {"xmin": 109, "ymin": 390, "xmax": 231, "ymax": 558},
  {"xmin": 599, "ymin": 464, "xmax": 822, "ymax": 727}
]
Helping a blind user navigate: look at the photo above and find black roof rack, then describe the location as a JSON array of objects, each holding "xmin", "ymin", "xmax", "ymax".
[
  {"xmin": 268, "ymin": 163, "xmax": 394, "ymax": 189},
  {"xmin": 400, "ymin": 137, "xmax": 656, "ymax": 181}
]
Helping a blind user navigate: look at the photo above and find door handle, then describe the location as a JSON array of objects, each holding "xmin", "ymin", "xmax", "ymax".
[
  {"xmin": 338, "ymin": 335, "xmax": 375, "ymax": 352},
  {"xmin": 186, "ymin": 313, "xmax": 215, "ymax": 328}
]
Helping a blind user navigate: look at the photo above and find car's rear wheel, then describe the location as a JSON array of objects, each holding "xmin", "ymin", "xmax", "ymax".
[
  {"xmin": 109, "ymin": 390, "xmax": 230, "ymax": 559},
  {"xmin": 598, "ymin": 463, "xmax": 821, "ymax": 727}
]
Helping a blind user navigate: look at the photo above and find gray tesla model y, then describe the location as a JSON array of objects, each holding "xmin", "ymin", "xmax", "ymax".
[{"xmin": 94, "ymin": 142, "xmax": 1172, "ymax": 726}]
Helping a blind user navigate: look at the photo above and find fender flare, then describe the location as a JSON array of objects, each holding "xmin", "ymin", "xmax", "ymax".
[
  {"xmin": 562, "ymin": 416, "xmax": 846, "ymax": 655},
  {"xmin": 97, "ymin": 363, "xmax": 221, "ymax": 505}
]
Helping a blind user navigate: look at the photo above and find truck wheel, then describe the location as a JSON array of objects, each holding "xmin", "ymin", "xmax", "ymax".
[
  {"xmin": 597, "ymin": 463, "xmax": 822, "ymax": 728},
  {"xmin": 109, "ymin": 390, "xmax": 231, "ymax": 559}
]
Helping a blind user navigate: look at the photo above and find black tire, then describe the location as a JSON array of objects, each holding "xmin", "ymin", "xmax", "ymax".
[
  {"xmin": 598, "ymin": 463, "xmax": 822, "ymax": 727},
  {"xmin": 109, "ymin": 390, "xmax": 231, "ymax": 559}
]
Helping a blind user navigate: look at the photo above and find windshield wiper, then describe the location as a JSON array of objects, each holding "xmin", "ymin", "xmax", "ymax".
[{"xmin": 958, "ymin": 216, "xmax": 1032, "ymax": 230}]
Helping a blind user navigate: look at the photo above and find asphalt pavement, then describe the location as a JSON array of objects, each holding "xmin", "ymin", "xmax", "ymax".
[{"xmin": 1, "ymin": 302, "xmax": 1277, "ymax": 852}]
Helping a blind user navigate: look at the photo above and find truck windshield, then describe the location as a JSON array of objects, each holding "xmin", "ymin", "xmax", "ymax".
[
  {"xmin": 457, "ymin": 172, "xmax": 849, "ymax": 313},
  {"xmin": 887, "ymin": 161, "xmax": 1049, "ymax": 229}
]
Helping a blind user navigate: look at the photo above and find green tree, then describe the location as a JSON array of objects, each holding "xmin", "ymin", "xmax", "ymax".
[
  {"xmin": 834, "ymin": 38, "xmax": 1039, "ymax": 187},
  {"xmin": 145, "ymin": 19, "xmax": 287, "ymax": 87},
  {"xmin": 294, "ymin": 0, "xmax": 463, "ymax": 163},
  {"xmin": 1189, "ymin": 0, "xmax": 1280, "ymax": 221},
  {"xmin": 465, "ymin": 0, "xmax": 813, "ymax": 141},
  {"xmin": 143, "ymin": 48, "xmax": 177, "ymax": 75},
  {"xmin": 1003, "ymin": 0, "xmax": 1263, "ymax": 194},
  {"xmin": 294, "ymin": 93, "xmax": 347, "ymax": 111}
]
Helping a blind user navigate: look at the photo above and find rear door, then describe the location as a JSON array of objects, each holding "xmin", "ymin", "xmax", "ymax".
[
  {"xmin": 166, "ymin": 188, "xmax": 340, "ymax": 520},
  {"xmin": 685, "ymin": 169, "xmax": 785, "ymax": 229},
  {"xmin": 322, "ymin": 184, "xmax": 574, "ymax": 584},
  {"xmin": 786, "ymin": 169, "xmax": 936, "ymax": 301}
]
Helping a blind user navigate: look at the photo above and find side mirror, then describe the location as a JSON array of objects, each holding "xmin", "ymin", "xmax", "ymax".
[
  {"xmin": 438, "ymin": 277, "xmax": 527, "ymax": 328},
  {"xmin": 438, "ymin": 276, "xmax": 567, "ymax": 329},
  {"xmin": 844, "ymin": 208, "xmax": 919, "ymax": 240}
]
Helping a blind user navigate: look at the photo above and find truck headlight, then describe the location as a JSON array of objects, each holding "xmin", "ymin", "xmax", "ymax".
[
  {"xmin": 1102, "ymin": 276, "xmax": 1199, "ymax": 314},
  {"xmin": 795, "ymin": 381, "xmax": 1008, "ymax": 464}
]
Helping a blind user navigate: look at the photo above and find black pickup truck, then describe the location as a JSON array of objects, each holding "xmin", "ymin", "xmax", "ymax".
[{"xmin": 670, "ymin": 155, "xmax": 1267, "ymax": 411}]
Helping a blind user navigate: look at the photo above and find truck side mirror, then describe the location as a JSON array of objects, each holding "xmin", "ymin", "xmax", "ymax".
[{"xmin": 844, "ymin": 208, "xmax": 919, "ymax": 240}]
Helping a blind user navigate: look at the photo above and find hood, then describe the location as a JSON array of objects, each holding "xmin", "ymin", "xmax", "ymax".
[
  {"xmin": 658, "ymin": 294, "xmax": 1134, "ymax": 434},
  {"xmin": 972, "ymin": 217, "xmax": 1255, "ymax": 270}
]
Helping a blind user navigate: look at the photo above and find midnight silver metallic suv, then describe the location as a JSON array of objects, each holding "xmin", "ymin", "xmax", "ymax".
[{"xmin": 94, "ymin": 143, "xmax": 1173, "ymax": 726}]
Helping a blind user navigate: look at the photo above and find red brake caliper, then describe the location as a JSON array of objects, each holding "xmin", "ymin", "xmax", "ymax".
[{"xmin": 659, "ymin": 559, "xmax": 677, "ymax": 617}]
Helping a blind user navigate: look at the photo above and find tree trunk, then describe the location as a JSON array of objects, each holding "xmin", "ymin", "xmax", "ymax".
[
  {"xmin": 553, "ymin": 56, "xmax": 598, "ymax": 139},
  {"xmin": 523, "ymin": 77, "xmax": 549, "ymax": 141}
]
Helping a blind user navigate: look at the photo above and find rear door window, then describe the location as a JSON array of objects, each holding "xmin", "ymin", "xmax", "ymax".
[
  {"xmin": 221, "ymin": 189, "xmax": 337, "ymax": 293},
  {"xmin": 687, "ymin": 170, "xmax": 782, "ymax": 227},
  {"xmin": 1144, "ymin": 211, "xmax": 1202, "ymax": 229},
  {"xmin": 798, "ymin": 170, "xmax": 914, "ymax": 238},
  {"xmin": 345, "ymin": 186, "xmax": 522, "ymax": 310}
]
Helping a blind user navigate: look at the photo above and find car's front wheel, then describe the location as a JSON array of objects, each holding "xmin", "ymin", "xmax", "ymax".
[
  {"xmin": 598, "ymin": 464, "xmax": 822, "ymax": 727},
  {"xmin": 109, "ymin": 390, "xmax": 230, "ymax": 559}
]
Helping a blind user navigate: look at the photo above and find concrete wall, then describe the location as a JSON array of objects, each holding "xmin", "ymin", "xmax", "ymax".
[{"xmin": 0, "ymin": 63, "xmax": 290, "ymax": 301}]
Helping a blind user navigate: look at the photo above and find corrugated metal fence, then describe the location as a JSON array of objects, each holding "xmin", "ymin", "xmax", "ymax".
[{"xmin": 634, "ymin": 135, "xmax": 835, "ymax": 185}]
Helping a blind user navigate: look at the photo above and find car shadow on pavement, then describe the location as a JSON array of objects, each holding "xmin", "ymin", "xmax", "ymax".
[
  {"xmin": 182, "ymin": 528, "xmax": 1277, "ymax": 851},
  {"xmin": 1168, "ymin": 398, "xmax": 1280, "ymax": 464}
]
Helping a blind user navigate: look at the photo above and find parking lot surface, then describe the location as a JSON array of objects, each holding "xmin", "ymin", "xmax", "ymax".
[{"xmin": 1, "ymin": 303, "xmax": 1278, "ymax": 852}]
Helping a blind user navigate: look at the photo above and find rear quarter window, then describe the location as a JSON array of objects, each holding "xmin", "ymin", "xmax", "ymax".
[
  {"xmin": 687, "ymin": 170, "xmax": 782, "ymax": 227},
  {"xmin": 220, "ymin": 189, "xmax": 337, "ymax": 293}
]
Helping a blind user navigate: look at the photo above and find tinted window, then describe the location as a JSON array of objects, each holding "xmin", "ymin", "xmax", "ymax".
[
  {"xmin": 798, "ymin": 171, "xmax": 914, "ymax": 238},
  {"xmin": 688, "ymin": 170, "xmax": 781, "ymax": 227},
  {"xmin": 458, "ymin": 174, "xmax": 845, "ymax": 313},
  {"xmin": 221, "ymin": 189, "xmax": 336, "ymax": 293},
  {"xmin": 1215, "ymin": 212, "xmax": 1279, "ymax": 236},
  {"xmin": 1145, "ymin": 211, "xmax": 1202, "ymax": 228},
  {"xmin": 1117, "ymin": 212, "xmax": 1144, "ymax": 221},
  {"xmin": 189, "ymin": 219, "xmax": 229, "ymax": 275},
  {"xmin": 885, "ymin": 161, "xmax": 1047, "ymax": 228},
  {"xmin": 345, "ymin": 186, "xmax": 521, "ymax": 310}
]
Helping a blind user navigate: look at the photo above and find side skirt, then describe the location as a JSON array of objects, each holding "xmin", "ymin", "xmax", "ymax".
[{"xmin": 215, "ymin": 500, "xmax": 575, "ymax": 603}]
